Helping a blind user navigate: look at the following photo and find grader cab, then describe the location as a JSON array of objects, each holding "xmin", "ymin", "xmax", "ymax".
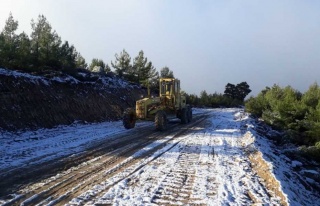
[{"xmin": 123, "ymin": 78, "xmax": 192, "ymax": 131}]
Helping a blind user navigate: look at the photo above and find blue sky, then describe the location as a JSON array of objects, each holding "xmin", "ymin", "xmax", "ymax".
[{"xmin": 1, "ymin": 0, "xmax": 320, "ymax": 96}]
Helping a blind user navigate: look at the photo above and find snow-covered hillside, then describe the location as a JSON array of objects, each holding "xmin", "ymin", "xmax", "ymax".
[
  {"xmin": 0, "ymin": 109, "xmax": 319, "ymax": 205},
  {"xmin": 0, "ymin": 68, "xmax": 146, "ymax": 131},
  {"xmin": 0, "ymin": 68, "xmax": 135, "ymax": 89}
]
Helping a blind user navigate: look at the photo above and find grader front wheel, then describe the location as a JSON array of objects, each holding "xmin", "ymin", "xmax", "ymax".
[
  {"xmin": 123, "ymin": 108, "xmax": 136, "ymax": 129},
  {"xmin": 155, "ymin": 110, "xmax": 167, "ymax": 131}
]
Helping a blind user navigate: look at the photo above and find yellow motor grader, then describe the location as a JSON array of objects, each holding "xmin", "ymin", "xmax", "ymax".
[{"xmin": 123, "ymin": 78, "xmax": 192, "ymax": 131}]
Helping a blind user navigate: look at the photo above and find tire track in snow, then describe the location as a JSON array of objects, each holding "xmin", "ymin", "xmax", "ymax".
[
  {"xmin": 69, "ymin": 117, "xmax": 209, "ymax": 205},
  {"xmin": 16, "ymin": 142, "xmax": 147, "ymax": 205},
  {"xmin": 1, "ymin": 122, "xmax": 174, "ymax": 205},
  {"xmin": 186, "ymin": 125, "xmax": 216, "ymax": 205},
  {"xmin": 0, "ymin": 123, "xmax": 155, "ymax": 198},
  {"xmin": 150, "ymin": 141, "xmax": 201, "ymax": 205},
  {"xmin": 86, "ymin": 115, "xmax": 213, "ymax": 205},
  {"xmin": 90, "ymin": 111, "xmax": 259, "ymax": 205},
  {"xmin": 92, "ymin": 138, "xmax": 185, "ymax": 205},
  {"xmin": 81, "ymin": 117, "xmax": 209, "ymax": 205}
]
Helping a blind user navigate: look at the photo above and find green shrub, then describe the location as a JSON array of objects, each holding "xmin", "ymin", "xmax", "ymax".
[
  {"xmin": 299, "ymin": 144, "xmax": 320, "ymax": 163},
  {"xmin": 245, "ymin": 83, "xmax": 320, "ymax": 163}
]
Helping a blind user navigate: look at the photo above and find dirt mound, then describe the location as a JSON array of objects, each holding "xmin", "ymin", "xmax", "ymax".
[{"xmin": 0, "ymin": 68, "xmax": 146, "ymax": 131}]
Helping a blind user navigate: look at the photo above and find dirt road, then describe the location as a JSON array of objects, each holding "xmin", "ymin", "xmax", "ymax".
[{"xmin": 1, "ymin": 109, "xmax": 319, "ymax": 205}]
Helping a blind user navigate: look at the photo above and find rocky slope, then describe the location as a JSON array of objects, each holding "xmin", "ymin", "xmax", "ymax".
[{"xmin": 0, "ymin": 68, "xmax": 146, "ymax": 131}]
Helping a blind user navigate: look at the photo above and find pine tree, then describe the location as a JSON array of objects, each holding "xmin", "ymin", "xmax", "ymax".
[
  {"xmin": 160, "ymin": 66, "xmax": 174, "ymax": 78},
  {"xmin": 111, "ymin": 49, "xmax": 132, "ymax": 79},
  {"xmin": 1, "ymin": 13, "xmax": 19, "ymax": 69},
  {"xmin": 224, "ymin": 82, "xmax": 251, "ymax": 101},
  {"xmin": 0, "ymin": 33, "xmax": 4, "ymax": 67},
  {"xmin": 30, "ymin": 15, "xmax": 62, "ymax": 69},
  {"xmin": 144, "ymin": 61, "xmax": 158, "ymax": 86},
  {"xmin": 149, "ymin": 71, "xmax": 160, "ymax": 94},
  {"xmin": 16, "ymin": 32, "xmax": 31, "ymax": 69},
  {"xmin": 224, "ymin": 83, "xmax": 236, "ymax": 99},
  {"xmin": 133, "ymin": 50, "xmax": 158, "ymax": 86},
  {"xmin": 200, "ymin": 90, "xmax": 209, "ymax": 106},
  {"xmin": 75, "ymin": 51, "xmax": 87, "ymax": 69},
  {"xmin": 245, "ymin": 91, "xmax": 268, "ymax": 117},
  {"xmin": 236, "ymin": 82, "xmax": 251, "ymax": 101},
  {"xmin": 2, "ymin": 12, "xmax": 18, "ymax": 40},
  {"xmin": 133, "ymin": 50, "xmax": 148, "ymax": 83},
  {"xmin": 104, "ymin": 64, "xmax": 111, "ymax": 73},
  {"xmin": 59, "ymin": 41, "xmax": 77, "ymax": 69},
  {"xmin": 302, "ymin": 83, "xmax": 320, "ymax": 109}
]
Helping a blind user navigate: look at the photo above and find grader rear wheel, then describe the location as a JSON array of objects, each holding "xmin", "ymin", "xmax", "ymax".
[
  {"xmin": 181, "ymin": 108, "xmax": 188, "ymax": 124},
  {"xmin": 123, "ymin": 108, "xmax": 136, "ymax": 129},
  {"xmin": 187, "ymin": 107, "xmax": 192, "ymax": 123},
  {"xmin": 155, "ymin": 110, "xmax": 167, "ymax": 131}
]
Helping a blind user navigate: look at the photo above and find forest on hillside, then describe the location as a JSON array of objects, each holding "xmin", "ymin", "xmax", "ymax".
[
  {"xmin": 0, "ymin": 13, "xmax": 251, "ymax": 107},
  {"xmin": 0, "ymin": 13, "xmax": 168, "ymax": 91}
]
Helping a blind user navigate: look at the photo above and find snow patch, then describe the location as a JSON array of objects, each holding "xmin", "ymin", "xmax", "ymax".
[
  {"xmin": 291, "ymin": 160, "xmax": 303, "ymax": 168},
  {"xmin": 0, "ymin": 68, "xmax": 50, "ymax": 85}
]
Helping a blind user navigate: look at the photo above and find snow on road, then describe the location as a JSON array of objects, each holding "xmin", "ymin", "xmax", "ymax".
[
  {"xmin": 1, "ymin": 108, "xmax": 319, "ymax": 205},
  {"xmin": 83, "ymin": 109, "xmax": 285, "ymax": 205},
  {"xmin": 0, "ymin": 110, "xmax": 204, "ymax": 170},
  {"xmin": 0, "ymin": 120, "xmax": 153, "ymax": 170}
]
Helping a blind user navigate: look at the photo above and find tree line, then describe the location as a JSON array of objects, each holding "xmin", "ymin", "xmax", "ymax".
[
  {"xmin": 186, "ymin": 81, "xmax": 251, "ymax": 108},
  {"xmin": 0, "ymin": 13, "xmax": 80, "ymax": 72},
  {"xmin": 0, "ymin": 13, "xmax": 175, "ymax": 89},
  {"xmin": 245, "ymin": 83, "xmax": 320, "ymax": 162}
]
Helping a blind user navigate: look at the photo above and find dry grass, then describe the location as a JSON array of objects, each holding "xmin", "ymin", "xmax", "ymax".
[
  {"xmin": 240, "ymin": 131, "xmax": 288, "ymax": 205},
  {"xmin": 249, "ymin": 151, "xmax": 288, "ymax": 206}
]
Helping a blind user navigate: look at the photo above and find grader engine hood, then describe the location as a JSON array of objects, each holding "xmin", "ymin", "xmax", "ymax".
[{"xmin": 136, "ymin": 97, "xmax": 160, "ymax": 119}]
